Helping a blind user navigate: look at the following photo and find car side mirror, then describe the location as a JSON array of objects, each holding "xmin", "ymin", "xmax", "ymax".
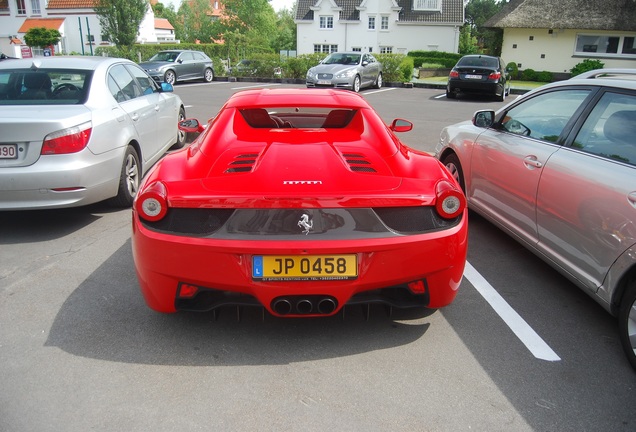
[
  {"xmin": 390, "ymin": 119, "xmax": 413, "ymax": 132},
  {"xmin": 473, "ymin": 110, "xmax": 495, "ymax": 128},
  {"xmin": 178, "ymin": 118, "xmax": 205, "ymax": 133},
  {"xmin": 362, "ymin": 60, "xmax": 369, "ymax": 67}
]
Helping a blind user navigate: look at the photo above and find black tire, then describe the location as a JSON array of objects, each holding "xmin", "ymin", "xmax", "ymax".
[
  {"xmin": 618, "ymin": 282, "xmax": 636, "ymax": 370},
  {"xmin": 172, "ymin": 106, "xmax": 187, "ymax": 149},
  {"xmin": 164, "ymin": 70, "xmax": 176, "ymax": 85},
  {"xmin": 352, "ymin": 75, "xmax": 361, "ymax": 93},
  {"xmin": 203, "ymin": 68, "xmax": 214, "ymax": 83},
  {"xmin": 446, "ymin": 86, "xmax": 456, "ymax": 99},
  {"xmin": 109, "ymin": 146, "xmax": 140, "ymax": 208},
  {"xmin": 442, "ymin": 153, "xmax": 465, "ymax": 192},
  {"xmin": 374, "ymin": 72, "xmax": 383, "ymax": 89}
]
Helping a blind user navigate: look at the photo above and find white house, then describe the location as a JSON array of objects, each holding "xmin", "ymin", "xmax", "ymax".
[
  {"xmin": 485, "ymin": 0, "xmax": 636, "ymax": 74},
  {"xmin": 0, "ymin": 0, "xmax": 165, "ymax": 57},
  {"xmin": 294, "ymin": 0, "xmax": 465, "ymax": 55}
]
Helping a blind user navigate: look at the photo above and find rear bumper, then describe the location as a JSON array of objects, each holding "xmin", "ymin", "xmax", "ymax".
[
  {"xmin": 0, "ymin": 148, "xmax": 123, "ymax": 210},
  {"xmin": 448, "ymin": 80, "xmax": 503, "ymax": 95},
  {"xmin": 132, "ymin": 211, "xmax": 468, "ymax": 316}
]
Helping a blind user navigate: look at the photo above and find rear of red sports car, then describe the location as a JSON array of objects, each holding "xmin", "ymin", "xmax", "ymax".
[{"xmin": 132, "ymin": 88, "xmax": 467, "ymax": 317}]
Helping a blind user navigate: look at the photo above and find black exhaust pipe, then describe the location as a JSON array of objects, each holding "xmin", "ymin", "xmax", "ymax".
[
  {"xmin": 317, "ymin": 298, "xmax": 337, "ymax": 314},
  {"xmin": 296, "ymin": 299, "xmax": 313, "ymax": 314},
  {"xmin": 272, "ymin": 299, "xmax": 292, "ymax": 315}
]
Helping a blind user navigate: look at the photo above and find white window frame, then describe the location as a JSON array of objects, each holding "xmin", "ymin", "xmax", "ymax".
[
  {"xmin": 380, "ymin": 46, "xmax": 393, "ymax": 54},
  {"xmin": 30, "ymin": 0, "xmax": 40, "ymax": 14},
  {"xmin": 380, "ymin": 16, "xmax": 389, "ymax": 31},
  {"xmin": 16, "ymin": 0, "xmax": 26, "ymax": 15},
  {"xmin": 413, "ymin": 0, "xmax": 441, "ymax": 12},
  {"xmin": 319, "ymin": 16, "xmax": 334, "ymax": 29},
  {"xmin": 574, "ymin": 33, "xmax": 636, "ymax": 58},
  {"xmin": 313, "ymin": 44, "xmax": 338, "ymax": 54},
  {"xmin": 368, "ymin": 16, "xmax": 375, "ymax": 30}
]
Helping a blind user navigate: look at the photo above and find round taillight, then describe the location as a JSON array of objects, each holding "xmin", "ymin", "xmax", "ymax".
[
  {"xmin": 136, "ymin": 181, "xmax": 168, "ymax": 222},
  {"xmin": 435, "ymin": 180, "xmax": 466, "ymax": 219}
]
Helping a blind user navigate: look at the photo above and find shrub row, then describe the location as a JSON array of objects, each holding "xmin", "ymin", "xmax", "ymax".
[{"xmin": 95, "ymin": 44, "xmax": 414, "ymax": 82}]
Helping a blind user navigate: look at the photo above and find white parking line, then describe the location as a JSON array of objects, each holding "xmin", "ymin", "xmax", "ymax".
[
  {"xmin": 364, "ymin": 88, "xmax": 398, "ymax": 95},
  {"xmin": 434, "ymin": 93, "xmax": 447, "ymax": 99},
  {"xmin": 463, "ymin": 261, "xmax": 561, "ymax": 362}
]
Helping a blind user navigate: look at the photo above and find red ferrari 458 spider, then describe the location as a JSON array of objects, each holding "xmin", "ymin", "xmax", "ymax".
[{"xmin": 132, "ymin": 88, "xmax": 467, "ymax": 317}]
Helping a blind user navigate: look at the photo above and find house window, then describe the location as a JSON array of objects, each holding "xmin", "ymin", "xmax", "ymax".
[
  {"xmin": 30, "ymin": 0, "xmax": 40, "ymax": 14},
  {"xmin": 101, "ymin": 34, "xmax": 110, "ymax": 43},
  {"xmin": 381, "ymin": 16, "xmax": 389, "ymax": 30},
  {"xmin": 368, "ymin": 17, "xmax": 375, "ymax": 30},
  {"xmin": 352, "ymin": 47, "xmax": 362, "ymax": 52},
  {"xmin": 413, "ymin": 0, "xmax": 441, "ymax": 12},
  {"xmin": 16, "ymin": 0, "xmax": 26, "ymax": 14},
  {"xmin": 314, "ymin": 44, "xmax": 338, "ymax": 54},
  {"xmin": 86, "ymin": 35, "xmax": 95, "ymax": 45},
  {"xmin": 380, "ymin": 46, "xmax": 393, "ymax": 54},
  {"xmin": 575, "ymin": 34, "xmax": 636, "ymax": 57},
  {"xmin": 320, "ymin": 16, "xmax": 333, "ymax": 29}
]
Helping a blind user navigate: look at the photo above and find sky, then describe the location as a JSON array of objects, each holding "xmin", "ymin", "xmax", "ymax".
[{"xmin": 163, "ymin": 0, "xmax": 296, "ymax": 12}]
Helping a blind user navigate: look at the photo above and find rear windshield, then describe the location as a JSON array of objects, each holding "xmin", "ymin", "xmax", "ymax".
[
  {"xmin": 239, "ymin": 107, "xmax": 358, "ymax": 129},
  {"xmin": 0, "ymin": 69, "xmax": 92, "ymax": 105},
  {"xmin": 457, "ymin": 56, "xmax": 499, "ymax": 68}
]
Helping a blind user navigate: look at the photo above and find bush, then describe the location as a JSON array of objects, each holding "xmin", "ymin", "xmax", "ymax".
[
  {"xmin": 506, "ymin": 61, "xmax": 519, "ymax": 79},
  {"xmin": 570, "ymin": 59, "xmax": 605, "ymax": 77},
  {"xmin": 536, "ymin": 70, "xmax": 553, "ymax": 82},
  {"xmin": 521, "ymin": 68, "xmax": 537, "ymax": 81},
  {"xmin": 375, "ymin": 53, "xmax": 409, "ymax": 82}
]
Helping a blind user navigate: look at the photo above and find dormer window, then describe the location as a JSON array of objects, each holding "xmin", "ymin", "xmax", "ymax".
[
  {"xmin": 320, "ymin": 16, "xmax": 334, "ymax": 29},
  {"xmin": 413, "ymin": 0, "xmax": 442, "ymax": 12}
]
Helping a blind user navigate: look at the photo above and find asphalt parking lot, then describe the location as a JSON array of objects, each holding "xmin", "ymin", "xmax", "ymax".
[{"xmin": 1, "ymin": 82, "xmax": 634, "ymax": 432}]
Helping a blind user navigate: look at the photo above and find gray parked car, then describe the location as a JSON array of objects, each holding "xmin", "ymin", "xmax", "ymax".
[
  {"xmin": 306, "ymin": 52, "xmax": 382, "ymax": 92},
  {"xmin": 0, "ymin": 56, "xmax": 185, "ymax": 210},
  {"xmin": 140, "ymin": 50, "xmax": 214, "ymax": 85},
  {"xmin": 435, "ymin": 69, "xmax": 636, "ymax": 370}
]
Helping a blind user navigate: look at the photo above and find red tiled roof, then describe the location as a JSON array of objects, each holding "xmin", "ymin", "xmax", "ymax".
[
  {"xmin": 18, "ymin": 18, "xmax": 65, "ymax": 33},
  {"xmin": 155, "ymin": 18, "xmax": 174, "ymax": 30},
  {"xmin": 47, "ymin": 0, "xmax": 97, "ymax": 9}
]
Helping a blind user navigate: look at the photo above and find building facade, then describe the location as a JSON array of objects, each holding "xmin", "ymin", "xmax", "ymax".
[{"xmin": 295, "ymin": 0, "xmax": 465, "ymax": 55}]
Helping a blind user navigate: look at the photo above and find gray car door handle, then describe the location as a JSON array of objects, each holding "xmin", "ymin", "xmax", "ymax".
[{"xmin": 628, "ymin": 192, "xmax": 636, "ymax": 208}]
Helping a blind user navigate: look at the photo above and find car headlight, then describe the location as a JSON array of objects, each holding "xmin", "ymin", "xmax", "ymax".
[
  {"xmin": 306, "ymin": 69, "xmax": 315, "ymax": 79},
  {"xmin": 335, "ymin": 69, "xmax": 357, "ymax": 79}
]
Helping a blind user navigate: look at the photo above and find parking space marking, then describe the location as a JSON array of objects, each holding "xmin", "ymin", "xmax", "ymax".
[
  {"xmin": 364, "ymin": 88, "xmax": 398, "ymax": 95},
  {"xmin": 463, "ymin": 261, "xmax": 561, "ymax": 362}
]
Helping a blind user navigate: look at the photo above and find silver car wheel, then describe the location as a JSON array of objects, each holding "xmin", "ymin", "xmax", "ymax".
[
  {"xmin": 619, "ymin": 284, "xmax": 636, "ymax": 370},
  {"xmin": 375, "ymin": 73, "xmax": 383, "ymax": 89},
  {"xmin": 353, "ymin": 75, "xmax": 361, "ymax": 93},
  {"xmin": 124, "ymin": 152, "xmax": 140, "ymax": 198},
  {"xmin": 164, "ymin": 70, "xmax": 176, "ymax": 85},
  {"xmin": 172, "ymin": 107, "xmax": 187, "ymax": 149},
  {"xmin": 442, "ymin": 153, "xmax": 465, "ymax": 192},
  {"xmin": 204, "ymin": 68, "xmax": 214, "ymax": 83},
  {"xmin": 109, "ymin": 146, "xmax": 140, "ymax": 207}
]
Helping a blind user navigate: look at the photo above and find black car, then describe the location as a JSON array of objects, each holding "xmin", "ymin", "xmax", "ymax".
[{"xmin": 446, "ymin": 55, "xmax": 511, "ymax": 101}]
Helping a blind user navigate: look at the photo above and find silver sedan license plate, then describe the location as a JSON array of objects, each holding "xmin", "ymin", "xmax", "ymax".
[{"xmin": 0, "ymin": 144, "xmax": 17, "ymax": 159}]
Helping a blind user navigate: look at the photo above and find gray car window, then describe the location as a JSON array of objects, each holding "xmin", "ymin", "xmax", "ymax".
[
  {"xmin": 500, "ymin": 89, "xmax": 590, "ymax": 142},
  {"xmin": 108, "ymin": 64, "xmax": 141, "ymax": 100},
  {"xmin": 125, "ymin": 64, "xmax": 158, "ymax": 95},
  {"xmin": 572, "ymin": 92, "xmax": 636, "ymax": 165},
  {"xmin": 180, "ymin": 52, "xmax": 194, "ymax": 61}
]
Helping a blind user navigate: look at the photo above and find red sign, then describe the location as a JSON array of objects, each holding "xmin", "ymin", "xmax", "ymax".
[{"xmin": 20, "ymin": 45, "xmax": 32, "ymax": 58}]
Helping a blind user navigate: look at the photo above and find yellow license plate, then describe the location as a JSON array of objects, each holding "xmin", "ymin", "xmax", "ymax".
[{"xmin": 252, "ymin": 255, "xmax": 357, "ymax": 280}]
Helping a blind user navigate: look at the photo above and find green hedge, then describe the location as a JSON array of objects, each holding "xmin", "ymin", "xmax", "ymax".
[{"xmin": 94, "ymin": 45, "xmax": 424, "ymax": 82}]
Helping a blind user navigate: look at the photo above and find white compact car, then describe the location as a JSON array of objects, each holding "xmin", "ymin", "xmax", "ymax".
[{"xmin": 0, "ymin": 56, "xmax": 186, "ymax": 210}]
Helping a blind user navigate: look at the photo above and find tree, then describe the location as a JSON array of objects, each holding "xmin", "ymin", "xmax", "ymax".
[
  {"xmin": 464, "ymin": 0, "xmax": 507, "ymax": 55},
  {"xmin": 211, "ymin": 0, "xmax": 277, "ymax": 56},
  {"xmin": 24, "ymin": 27, "xmax": 61, "ymax": 50},
  {"xmin": 458, "ymin": 25, "xmax": 479, "ymax": 55},
  {"xmin": 95, "ymin": 0, "xmax": 148, "ymax": 47},
  {"xmin": 272, "ymin": 8, "xmax": 296, "ymax": 53},
  {"xmin": 178, "ymin": 0, "xmax": 216, "ymax": 43}
]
